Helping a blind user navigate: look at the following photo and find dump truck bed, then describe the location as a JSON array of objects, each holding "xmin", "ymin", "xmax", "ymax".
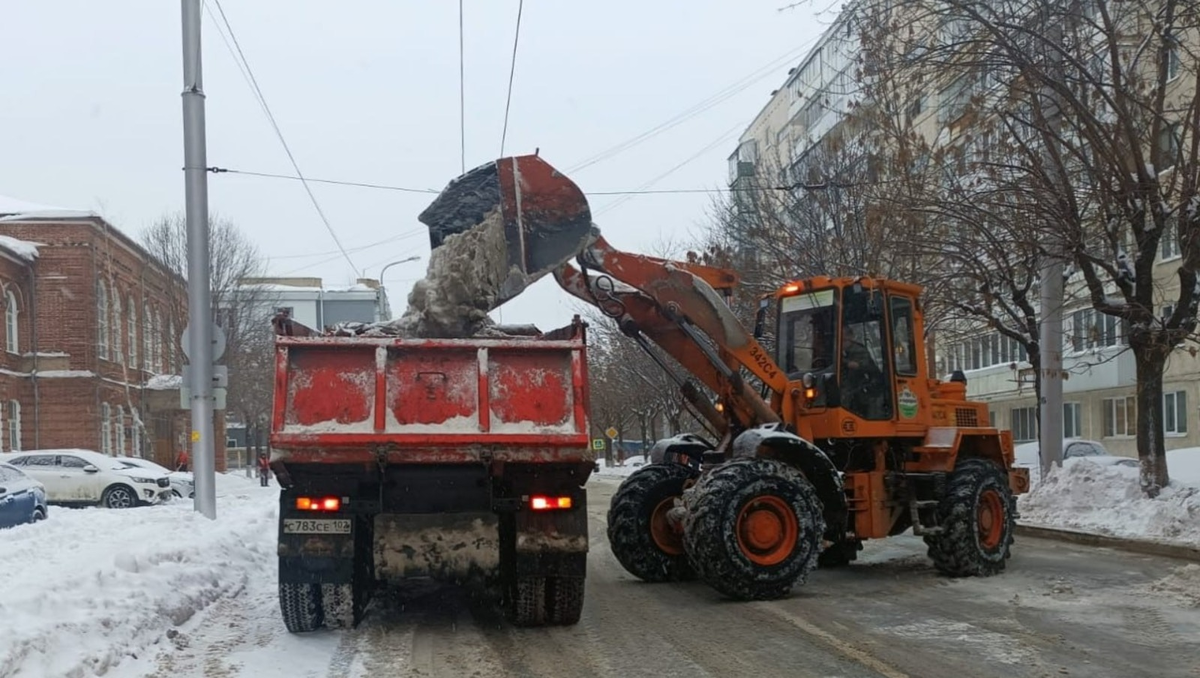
[{"xmin": 270, "ymin": 320, "xmax": 591, "ymax": 465}]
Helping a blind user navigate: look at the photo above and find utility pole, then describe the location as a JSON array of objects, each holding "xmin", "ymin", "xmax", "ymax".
[
  {"xmin": 1037, "ymin": 4, "xmax": 1068, "ymax": 479},
  {"xmin": 181, "ymin": 0, "xmax": 217, "ymax": 518}
]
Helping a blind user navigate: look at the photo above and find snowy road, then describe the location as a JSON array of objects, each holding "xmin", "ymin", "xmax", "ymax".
[{"xmin": 89, "ymin": 475, "xmax": 1200, "ymax": 678}]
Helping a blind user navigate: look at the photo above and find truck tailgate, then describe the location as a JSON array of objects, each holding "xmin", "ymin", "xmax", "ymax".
[{"xmin": 270, "ymin": 332, "xmax": 591, "ymax": 464}]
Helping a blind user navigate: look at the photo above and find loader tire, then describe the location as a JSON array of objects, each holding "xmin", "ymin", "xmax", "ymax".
[
  {"xmin": 683, "ymin": 458, "xmax": 824, "ymax": 601},
  {"xmin": 607, "ymin": 463, "xmax": 698, "ymax": 582},
  {"xmin": 925, "ymin": 458, "xmax": 1016, "ymax": 577},
  {"xmin": 279, "ymin": 582, "xmax": 323, "ymax": 633}
]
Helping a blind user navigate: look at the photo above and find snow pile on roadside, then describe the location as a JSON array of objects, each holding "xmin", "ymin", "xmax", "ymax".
[
  {"xmin": 1018, "ymin": 460, "xmax": 1200, "ymax": 547},
  {"xmin": 1167, "ymin": 447, "xmax": 1200, "ymax": 485},
  {"xmin": 593, "ymin": 457, "xmax": 649, "ymax": 478},
  {"xmin": 1146, "ymin": 564, "xmax": 1200, "ymax": 607},
  {"xmin": 0, "ymin": 478, "xmax": 277, "ymax": 678}
]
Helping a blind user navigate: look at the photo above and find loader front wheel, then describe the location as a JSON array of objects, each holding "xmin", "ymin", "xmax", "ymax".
[
  {"xmin": 925, "ymin": 458, "xmax": 1016, "ymax": 577},
  {"xmin": 607, "ymin": 463, "xmax": 698, "ymax": 582},
  {"xmin": 683, "ymin": 458, "xmax": 824, "ymax": 601}
]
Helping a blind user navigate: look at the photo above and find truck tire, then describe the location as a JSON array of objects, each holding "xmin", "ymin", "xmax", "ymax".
[
  {"xmin": 511, "ymin": 576, "xmax": 585, "ymax": 626},
  {"xmin": 607, "ymin": 463, "xmax": 697, "ymax": 582},
  {"xmin": 321, "ymin": 583, "xmax": 355, "ymax": 629},
  {"xmin": 683, "ymin": 458, "xmax": 825, "ymax": 601},
  {"xmin": 279, "ymin": 582, "xmax": 323, "ymax": 633},
  {"xmin": 925, "ymin": 458, "xmax": 1016, "ymax": 577}
]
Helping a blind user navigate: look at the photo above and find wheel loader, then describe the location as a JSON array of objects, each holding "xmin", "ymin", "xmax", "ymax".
[{"xmin": 421, "ymin": 154, "xmax": 1030, "ymax": 602}]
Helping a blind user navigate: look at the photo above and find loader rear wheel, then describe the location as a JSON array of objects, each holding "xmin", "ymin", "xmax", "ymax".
[
  {"xmin": 925, "ymin": 458, "xmax": 1016, "ymax": 577},
  {"xmin": 279, "ymin": 583, "xmax": 323, "ymax": 633},
  {"xmin": 683, "ymin": 458, "xmax": 825, "ymax": 601},
  {"xmin": 607, "ymin": 463, "xmax": 698, "ymax": 582}
]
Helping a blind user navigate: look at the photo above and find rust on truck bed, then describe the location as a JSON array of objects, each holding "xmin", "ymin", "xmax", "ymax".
[{"xmin": 269, "ymin": 317, "xmax": 592, "ymax": 466}]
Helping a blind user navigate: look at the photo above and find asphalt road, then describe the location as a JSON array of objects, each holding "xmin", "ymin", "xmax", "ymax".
[{"xmin": 126, "ymin": 475, "xmax": 1200, "ymax": 678}]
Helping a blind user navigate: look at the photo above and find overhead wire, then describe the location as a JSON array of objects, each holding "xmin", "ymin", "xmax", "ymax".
[
  {"xmin": 499, "ymin": 0, "xmax": 525, "ymax": 157},
  {"xmin": 459, "ymin": 0, "xmax": 467, "ymax": 174},
  {"xmin": 208, "ymin": 0, "xmax": 362, "ymax": 276},
  {"xmin": 267, "ymin": 228, "xmax": 427, "ymax": 261}
]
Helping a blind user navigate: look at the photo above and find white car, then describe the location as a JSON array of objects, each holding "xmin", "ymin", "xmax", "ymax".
[
  {"xmin": 1014, "ymin": 439, "xmax": 1138, "ymax": 483},
  {"xmin": 117, "ymin": 457, "xmax": 194, "ymax": 499},
  {"xmin": 1, "ymin": 449, "xmax": 173, "ymax": 508}
]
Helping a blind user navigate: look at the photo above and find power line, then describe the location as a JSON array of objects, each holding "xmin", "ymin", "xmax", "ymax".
[
  {"xmin": 276, "ymin": 229, "xmax": 428, "ymax": 276},
  {"xmin": 459, "ymin": 0, "xmax": 466, "ymax": 174},
  {"xmin": 208, "ymin": 167, "xmax": 439, "ymax": 194},
  {"xmin": 564, "ymin": 38, "xmax": 822, "ymax": 174},
  {"xmin": 208, "ymin": 0, "xmax": 362, "ymax": 276},
  {"xmin": 267, "ymin": 228, "xmax": 428, "ymax": 261},
  {"xmin": 499, "ymin": 0, "xmax": 525, "ymax": 156}
]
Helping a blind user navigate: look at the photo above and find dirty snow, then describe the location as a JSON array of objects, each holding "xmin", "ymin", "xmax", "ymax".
[
  {"xmin": 1145, "ymin": 564, "xmax": 1200, "ymax": 607},
  {"xmin": 1018, "ymin": 460, "xmax": 1200, "ymax": 548},
  {"xmin": 145, "ymin": 374, "xmax": 183, "ymax": 390},
  {"xmin": 0, "ymin": 474, "xmax": 275, "ymax": 678}
]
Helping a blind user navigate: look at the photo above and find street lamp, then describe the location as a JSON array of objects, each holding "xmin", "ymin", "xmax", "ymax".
[{"xmin": 376, "ymin": 256, "xmax": 422, "ymax": 321}]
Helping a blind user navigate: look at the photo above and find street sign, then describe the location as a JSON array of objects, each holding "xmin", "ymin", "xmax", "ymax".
[
  {"xmin": 591, "ymin": 439, "xmax": 604, "ymax": 450},
  {"xmin": 181, "ymin": 322, "xmax": 227, "ymax": 362},
  {"xmin": 605, "ymin": 427, "xmax": 618, "ymax": 439}
]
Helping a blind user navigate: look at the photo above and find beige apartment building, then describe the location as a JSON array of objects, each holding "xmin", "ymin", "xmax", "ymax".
[{"xmin": 730, "ymin": 1, "xmax": 1200, "ymax": 457}]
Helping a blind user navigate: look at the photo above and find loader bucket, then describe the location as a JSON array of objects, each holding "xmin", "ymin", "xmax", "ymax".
[{"xmin": 418, "ymin": 155, "xmax": 594, "ymax": 307}]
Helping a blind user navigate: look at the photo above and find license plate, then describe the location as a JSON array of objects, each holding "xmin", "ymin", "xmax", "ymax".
[{"xmin": 283, "ymin": 518, "xmax": 351, "ymax": 534}]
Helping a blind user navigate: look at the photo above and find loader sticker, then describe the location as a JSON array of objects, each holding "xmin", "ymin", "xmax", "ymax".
[{"xmin": 898, "ymin": 386, "xmax": 919, "ymax": 419}]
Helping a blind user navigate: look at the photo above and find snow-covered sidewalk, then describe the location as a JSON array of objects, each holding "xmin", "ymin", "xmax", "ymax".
[
  {"xmin": 1018, "ymin": 460, "xmax": 1200, "ymax": 549},
  {"xmin": 0, "ymin": 474, "xmax": 277, "ymax": 678}
]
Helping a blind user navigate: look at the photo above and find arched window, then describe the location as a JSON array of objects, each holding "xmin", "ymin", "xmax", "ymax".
[
  {"xmin": 5, "ymin": 289, "xmax": 18, "ymax": 354},
  {"xmin": 100, "ymin": 402, "xmax": 111, "ymax": 454},
  {"xmin": 8, "ymin": 400, "xmax": 20, "ymax": 452},
  {"xmin": 112, "ymin": 295, "xmax": 123, "ymax": 365},
  {"xmin": 168, "ymin": 318, "xmax": 177, "ymax": 371},
  {"xmin": 131, "ymin": 408, "xmax": 141, "ymax": 456},
  {"xmin": 127, "ymin": 296, "xmax": 138, "ymax": 368},
  {"xmin": 98, "ymin": 283, "xmax": 109, "ymax": 360},
  {"xmin": 152, "ymin": 310, "xmax": 161, "ymax": 372},
  {"xmin": 143, "ymin": 304, "xmax": 153, "ymax": 372}
]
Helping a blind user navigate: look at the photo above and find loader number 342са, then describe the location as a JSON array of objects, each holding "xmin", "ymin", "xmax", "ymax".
[{"xmin": 282, "ymin": 518, "xmax": 351, "ymax": 534}]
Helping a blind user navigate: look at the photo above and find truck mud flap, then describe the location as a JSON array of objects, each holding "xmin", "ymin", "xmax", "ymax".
[
  {"xmin": 278, "ymin": 518, "xmax": 356, "ymax": 585},
  {"xmin": 374, "ymin": 512, "xmax": 500, "ymax": 583}
]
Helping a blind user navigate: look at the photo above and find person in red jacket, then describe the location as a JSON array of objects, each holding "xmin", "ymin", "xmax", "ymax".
[
  {"xmin": 176, "ymin": 449, "xmax": 190, "ymax": 473},
  {"xmin": 257, "ymin": 453, "xmax": 271, "ymax": 487}
]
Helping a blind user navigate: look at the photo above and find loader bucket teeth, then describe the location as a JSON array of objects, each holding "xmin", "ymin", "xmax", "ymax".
[{"xmin": 418, "ymin": 155, "xmax": 595, "ymax": 307}]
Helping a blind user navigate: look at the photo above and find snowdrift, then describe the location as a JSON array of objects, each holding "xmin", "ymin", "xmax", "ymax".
[
  {"xmin": 1018, "ymin": 460, "xmax": 1200, "ymax": 548},
  {"xmin": 0, "ymin": 475, "xmax": 276, "ymax": 678}
]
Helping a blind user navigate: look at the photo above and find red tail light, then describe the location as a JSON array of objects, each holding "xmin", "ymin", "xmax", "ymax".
[
  {"xmin": 296, "ymin": 496, "xmax": 341, "ymax": 511},
  {"xmin": 530, "ymin": 495, "xmax": 572, "ymax": 510}
]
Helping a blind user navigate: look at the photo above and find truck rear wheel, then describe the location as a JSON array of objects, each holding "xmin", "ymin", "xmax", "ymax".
[
  {"xmin": 511, "ymin": 576, "xmax": 585, "ymax": 626},
  {"xmin": 607, "ymin": 463, "xmax": 697, "ymax": 582},
  {"xmin": 925, "ymin": 458, "xmax": 1015, "ymax": 577},
  {"xmin": 279, "ymin": 582, "xmax": 323, "ymax": 633},
  {"xmin": 683, "ymin": 458, "xmax": 824, "ymax": 601},
  {"xmin": 321, "ymin": 583, "xmax": 355, "ymax": 629}
]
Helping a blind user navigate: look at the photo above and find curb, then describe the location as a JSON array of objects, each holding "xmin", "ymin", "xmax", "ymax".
[{"xmin": 1016, "ymin": 523, "xmax": 1200, "ymax": 562}]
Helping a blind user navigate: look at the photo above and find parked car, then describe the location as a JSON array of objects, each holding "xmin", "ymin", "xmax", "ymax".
[
  {"xmin": 117, "ymin": 457, "xmax": 194, "ymax": 499},
  {"xmin": 1, "ymin": 449, "xmax": 172, "ymax": 508},
  {"xmin": 0, "ymin": 462, "xmax": 48, "ymax": 528},
  {"xmin": 1014, "ymin": 439, "xmax": 1138, "ymax": 483}
]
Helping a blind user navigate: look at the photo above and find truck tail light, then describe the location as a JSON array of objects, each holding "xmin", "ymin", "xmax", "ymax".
[
  {"xmin": 296, "ymin": 496, "xmax": 341, "ymax": 511},
  {"xmin": 530, "ymin": 495, "xmax": 572, "ymax": 511}
]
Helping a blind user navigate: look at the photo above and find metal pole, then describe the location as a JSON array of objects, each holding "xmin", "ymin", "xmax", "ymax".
[
  {"xmin": 182, "ymin": 0, "xmax": 216, "ymax": 518},
  {"xmin": 1038, "ymin": 263, "xmax": 1064, "ymax": 478},
  {"xmin": 377, "ymin": 255, "xmax": 421, "ymax": 321}
]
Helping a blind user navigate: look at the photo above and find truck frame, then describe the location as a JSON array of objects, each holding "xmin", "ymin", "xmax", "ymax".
[{"xmin": 269, "ymin": 315, "xmax": 594, "ymax": 630}]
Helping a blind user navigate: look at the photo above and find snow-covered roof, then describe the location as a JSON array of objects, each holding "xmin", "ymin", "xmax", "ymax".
[
  {"xmin": 0, "ymin": 194, "xmax": 96, "ymax": 221},
  {"xmin": 0, "ymin": 235, "xmax": 41, "ymax": 262}
]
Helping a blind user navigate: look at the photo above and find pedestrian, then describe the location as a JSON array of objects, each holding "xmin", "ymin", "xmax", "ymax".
[
  {"xmin": 257, "ymin": 453, "xmax": 271, "ymax": 487},
  {"xmin": 176, "ymin": 448, "xmax": 190, "ymax": 473}
]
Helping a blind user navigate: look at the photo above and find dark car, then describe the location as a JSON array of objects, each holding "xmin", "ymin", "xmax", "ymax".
[{"xmin": 0, "ymin": 461, "xmax": 48, "ymax": 528}]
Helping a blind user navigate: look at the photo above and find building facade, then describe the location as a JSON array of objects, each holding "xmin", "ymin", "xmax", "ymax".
[
  {"xmin": 235, "ymin": 277, "xmax": 389, "ymax": 330},
  {"xmin": 0, "ymin": 197, "xmax": 221, "ymax": 469}
]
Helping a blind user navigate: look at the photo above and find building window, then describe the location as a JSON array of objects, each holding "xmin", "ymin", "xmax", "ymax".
[
  {"xmin": 1011, "ymin": 406, "xmax": 1037, "ymax": 442},
  {"xmin": 116, "ymin": 405, "xmax": 126, "ymax": 455},
  {"xmin": 1168, "ymin": 42, "xmax": 1181, "ymax": 81},
  {"xmin": 150, "ymin": 310, "xmax": 161, "ymax": 372},
  {"xmin": 1161, "ymin": 216, "xmax": 1180, "ymax": 260},
  {"xmin": 113, "ymin": 294, "xmax": 123, "ymax": 365},
  {"xmin": 7, "ymin": 400, "xmax": 20, "ymax": 452},
  {"xmin": 1103, "ymin": 396, "xmax": 1136, "ymax": 437},
  {"xmin": 143, "ymin": 305, "xmax": 153, "ymax": 371},
  {"xmin": 1158, "ymin": 122, "xmax": 1181, "ymax": 172},
  {"xmin": 100, "ymin": 402, "xmax": 111, "ymax": 454},
  {"xmin": 131, "ymin": 408, "xmax": 141, "ymax": 456},
  {"xmin": 168, "ymin": 319, "xmax": 177, "ymax": 371},
  {"xmin": 1064, "ymin": 402, "xmax": 1082, "ymax": 439},
  {"xmin": 98, "ymin": 283, "xmax": 109, "ymax": 360},
  {"xmin": 1164, "ymin": 390, "xmax": 1188, "ymax": 435},
  {"xmin": 128, "ymin": 296, "xmax": 138, "ymax": 368},
  {"xmin": 5, "ymin": 289, "xmax": 18, "ymax": 354},
  {"xmin": 1070, "ymin": 309, "xmax": 1121, "ymax": 350}
]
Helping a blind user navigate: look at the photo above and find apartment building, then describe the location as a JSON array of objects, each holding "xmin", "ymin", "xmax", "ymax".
[{"xmin": 730, "ymin": 1, "xmax": 1200, "ymax": 457}]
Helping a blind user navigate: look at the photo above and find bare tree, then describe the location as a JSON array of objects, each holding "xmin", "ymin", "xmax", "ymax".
[
  {"xmin": 853, "ymin": 0, "xmax": 1200, "ymax": 493},
  {"xmin": 141, "ymin": 212, "xmax": 277, "ymax": 431}
]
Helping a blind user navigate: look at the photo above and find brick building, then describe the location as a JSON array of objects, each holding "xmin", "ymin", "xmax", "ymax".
[{"xmin": 0, "ymin": 196, "xmax": 224, "ymax": 469}]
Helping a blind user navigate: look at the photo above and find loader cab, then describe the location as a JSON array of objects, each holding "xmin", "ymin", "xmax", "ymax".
[{"xmin": 774, "ymin": 278, "xmax": 928, "ymax": 433}]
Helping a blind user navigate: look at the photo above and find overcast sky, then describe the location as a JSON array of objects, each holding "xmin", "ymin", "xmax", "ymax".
[{"xmin": 1, "ymin": 0, "xmax": 842, "ymax": 330}]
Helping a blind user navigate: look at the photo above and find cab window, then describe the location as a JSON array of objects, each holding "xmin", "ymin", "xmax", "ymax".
[{"xmin": 890, "ymin": 296, "xmax": 918, "ymax": 376}]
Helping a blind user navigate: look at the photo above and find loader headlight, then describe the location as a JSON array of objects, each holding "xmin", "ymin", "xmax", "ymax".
[{"xmin": 802, "ymin": 372, "xmax": 814, "ymax": 388}]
